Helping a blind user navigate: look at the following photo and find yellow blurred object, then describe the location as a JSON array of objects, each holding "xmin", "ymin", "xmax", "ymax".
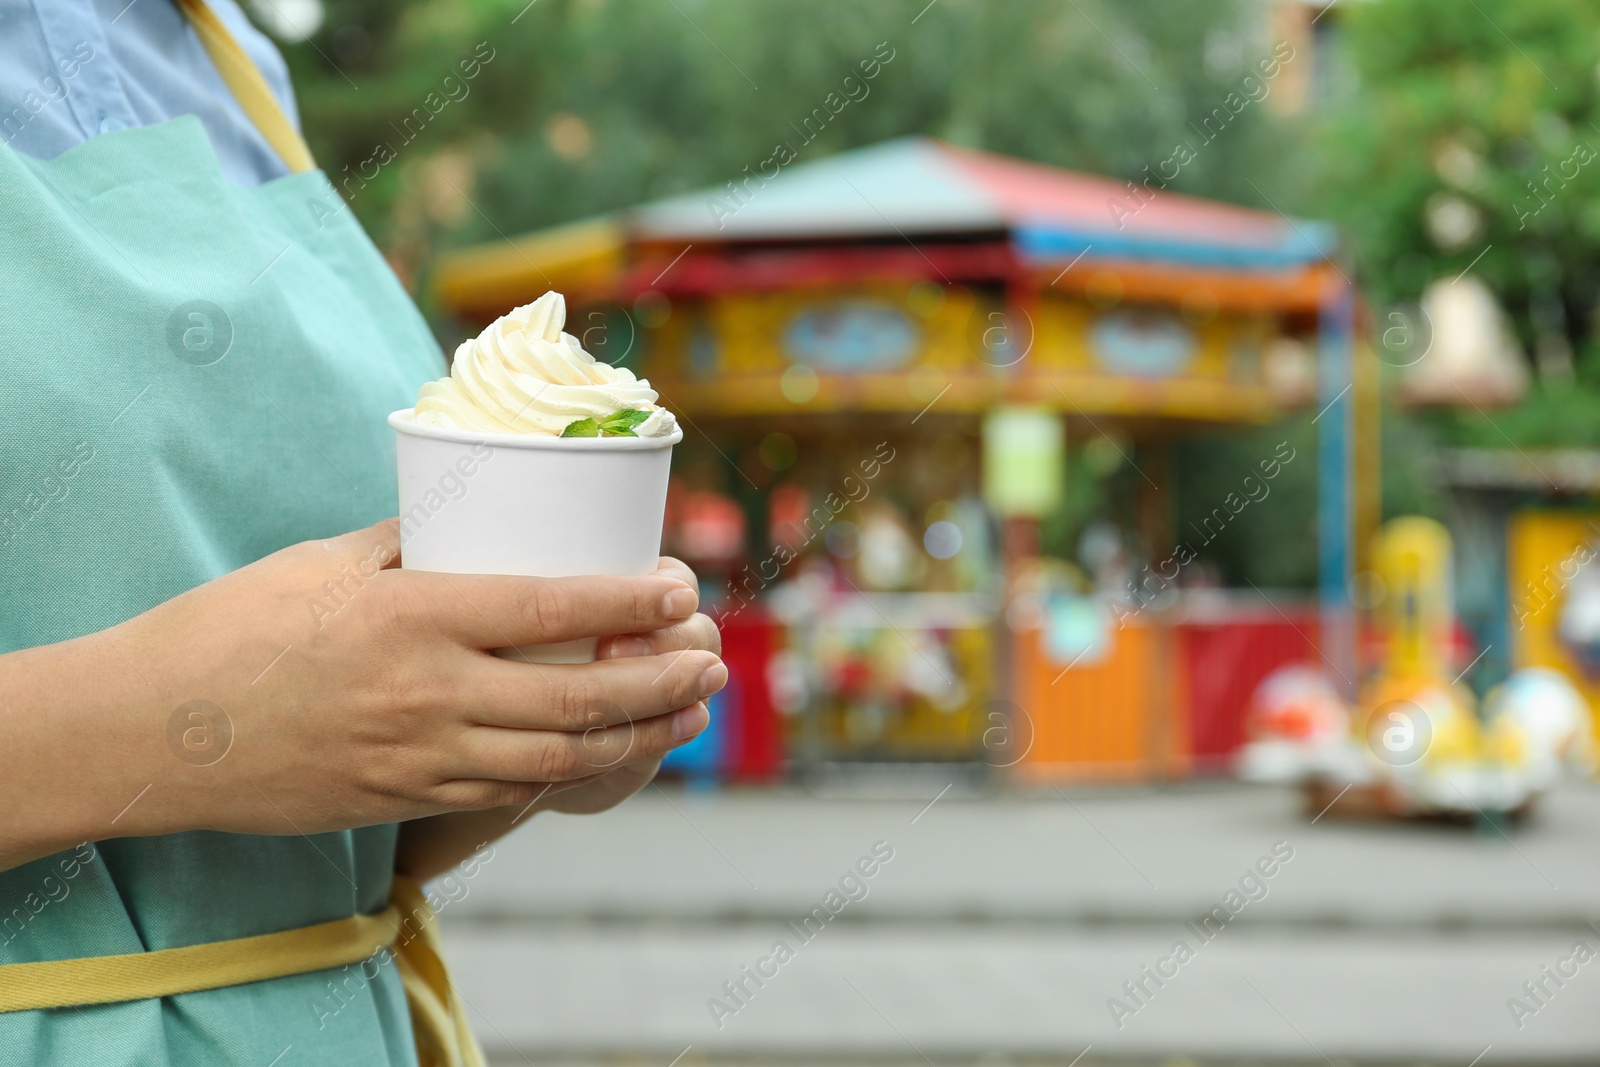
[
  {"xmin": 432, "ymin": 217, "xmax": 625, "ymax": 322},
  {"xmin": 1357, "ymin": 520, "xmax": 1481, "ymax": 780},
  {"xmin": 1421, "ymin": 687, "xmax": 1481, "ymax": 766},
  {"xmin": 1372, "ymin": 516, "xmax": 1453, "ymax": 682},
  {"xmin": 1360, "ymin": 675, "xmax": 1480, "ymax": 768},
  {"xmin": 1506, "ymin": 511, "xmax": 1600, "ymax": 743},
  {"xmin": 1480, "ymin": 713, "xmax": 1528, "ymax": 768}
]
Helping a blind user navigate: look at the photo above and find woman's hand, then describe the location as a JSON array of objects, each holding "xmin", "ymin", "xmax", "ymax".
[
  {"xmin": 542, "ymin": 576, "xmax": 722, "ymax": 815},
  {"xmin": 0, "ymin": 520, "xmax": 726, "ymax": 872},
  {"xmin": 393, "ymin": 561, "xmax": 722, "ymax": 879}
]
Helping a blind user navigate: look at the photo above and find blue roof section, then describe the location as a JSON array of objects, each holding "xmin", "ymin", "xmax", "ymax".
[{"xmin": 1015, "ymin": 219, "xmax": 1341, "ymax": 270}]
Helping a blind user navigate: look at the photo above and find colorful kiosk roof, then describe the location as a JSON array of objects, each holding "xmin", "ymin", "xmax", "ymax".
[
  {"xmin": 637, "ymin": 136, "xmax": 1333, "ymax": 267},
  {"xmin": 432, "ymin": 137, "xmax": 1351, "ymax": 431},
  {"xmin": 435, "ymin": 136, "xmax": 1341, "ymax": 322}
]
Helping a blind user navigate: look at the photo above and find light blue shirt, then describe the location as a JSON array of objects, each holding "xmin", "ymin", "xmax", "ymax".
[{"xmin": 0, "ymin": 0, "xmax": 299, "ymax": 186}]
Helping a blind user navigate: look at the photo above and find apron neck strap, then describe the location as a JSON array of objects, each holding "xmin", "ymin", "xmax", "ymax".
[{"xmin": 172, "ymin": 0, "xmax": 316, "ymax": 174}]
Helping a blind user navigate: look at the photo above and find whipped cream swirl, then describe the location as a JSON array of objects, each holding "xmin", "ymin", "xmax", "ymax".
[{"xmin": 413, "ymin": 291, "xmax": 677, "ymax": 437}]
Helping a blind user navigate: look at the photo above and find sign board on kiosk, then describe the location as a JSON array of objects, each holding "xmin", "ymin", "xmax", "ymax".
[{"xmin": 981, "ymin": 407, "xmax": 1063, "ymax": 519}]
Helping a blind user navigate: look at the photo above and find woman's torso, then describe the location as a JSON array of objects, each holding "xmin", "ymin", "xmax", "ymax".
[{"xmin": 0, "ymin": 4, "xmax": 443, "ymax": 1062}]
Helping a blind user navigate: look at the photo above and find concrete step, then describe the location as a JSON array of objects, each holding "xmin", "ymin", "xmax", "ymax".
[
  {"xmin": 445, "ymin": 783, "xmax": 1600, "ymax": 928},
  {"xmin": 441, "ymin": 782, "xmax": 1600, "ymax": 1064},
  {"xmin": 451, "ymin": 921, "xmax": 1600, "ymax": 1064}
]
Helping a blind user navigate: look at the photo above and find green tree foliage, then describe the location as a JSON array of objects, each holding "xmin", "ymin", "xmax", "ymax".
[
  {"xmin": 1317, "ymin": 0, "xmax": 1600, "ymax": 449},
  {"xmin": 1172, "ymin": 417, "xmax": 1320, "ymax": 590},
  {"xmin": 275, "ymin": 0, "xmax": 1306, "ymax": 266},
  {"xmin": 1320, "ymin": 0, "xmax": 1600, "ymax": 314}
]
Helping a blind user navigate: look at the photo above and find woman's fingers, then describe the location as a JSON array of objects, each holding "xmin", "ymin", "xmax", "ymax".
[
  {"xmin": 398, "ymin": 565, "xmax": 700, "ymax": 648},
  {"xmin": 655, "ymin": 556, "xmax": 697, "ymax": 589},
  {"xmin": 426, "ymin": 771, "xmax": 606, "ymax": 812},
  {"xmin": 466, "ymin": 648, "xmax": 726, "ymax": 730},
  {"xmin": 592, "ymin": 559, "xmax": 711, "ymax": 660},
  {"xmin": 455, "ymin": 701, "xmax": 710, "ymax": 783},
  {"xmin": 598, "ymin": 612, "xmax": 721, "ymax": 661}
]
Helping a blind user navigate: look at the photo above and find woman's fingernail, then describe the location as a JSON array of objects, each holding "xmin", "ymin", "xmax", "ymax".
[
  {"xmin": 605, "ymin": 635, "xmax": 652, "ymax": 658},
  {"xmin": 671, "ymin": 704, "xmax": 710, "ymax": 741},
  {"xmin": 698, "ymin": 662, "xmax": 729, "ymax": 699},
  {"xmin": 663, "ymin": 585, "xmax": 698, "ymax": 619}
]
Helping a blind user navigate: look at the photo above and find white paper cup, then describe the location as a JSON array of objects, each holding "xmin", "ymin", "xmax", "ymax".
[{"xmin": 389, "ymin": 409, "xmax": 682, "ymax": 663}]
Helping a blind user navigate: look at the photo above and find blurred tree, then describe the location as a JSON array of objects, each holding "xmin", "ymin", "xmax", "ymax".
[
  {"xmin": 1170, "ymin": 417, "xmax": 1320, "ymax": 590},
  {"xmin": 267, "ymin": 0, "xmax": 1307, "ymax": 284},
  {"xmin": 1317, "ymin": 0, "xmax": 1600, "ymax": 444}
]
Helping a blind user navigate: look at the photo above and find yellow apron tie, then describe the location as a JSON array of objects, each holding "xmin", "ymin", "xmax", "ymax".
[
  {"xmin": 0, "ymin": 876, "xmax": 487, "ymax": 1067},
  {"xmin": 0, "ymin": 904, "xmax": 399, "ymax": 1013},
  {"xmin": 389, "ymin": 877, "xmax": 490, "ymax": 1067},
  {"xmin": 171, "ymin": 0, "xmax": 317, "ymax": 174}
]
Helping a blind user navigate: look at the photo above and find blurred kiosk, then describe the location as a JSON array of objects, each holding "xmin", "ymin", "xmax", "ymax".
[{"xmin": 433, "ymin": 137, "xmax": 1370, "ymax": 785}]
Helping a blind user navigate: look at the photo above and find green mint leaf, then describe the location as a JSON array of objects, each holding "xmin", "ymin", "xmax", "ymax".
[
  {"xmin": 601, "ymin": 408, "xmax": 651, "ymax": 431},
  {"xmin": 601, "ymin": 425, "xmax": 638, "ymax": 437},
  {"xmin": 560, "ymin": 417, "xmax": 600, "ymax": 438}
]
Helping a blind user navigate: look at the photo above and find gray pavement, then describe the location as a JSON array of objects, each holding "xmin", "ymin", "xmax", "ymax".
[{"xmin": 446, "ymin": 781, "xmax": 1600, "ymax": 1065}]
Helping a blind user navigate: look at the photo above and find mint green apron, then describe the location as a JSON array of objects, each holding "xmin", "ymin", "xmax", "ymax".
[{"xmin": 0, "ymin": 116, "xmax": 442, "ymax": 1065}]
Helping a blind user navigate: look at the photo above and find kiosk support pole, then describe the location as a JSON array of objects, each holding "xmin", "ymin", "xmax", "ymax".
[{"xmin": 1318, "ymin": 272, "xmax": 1358, "ymax": 697}]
